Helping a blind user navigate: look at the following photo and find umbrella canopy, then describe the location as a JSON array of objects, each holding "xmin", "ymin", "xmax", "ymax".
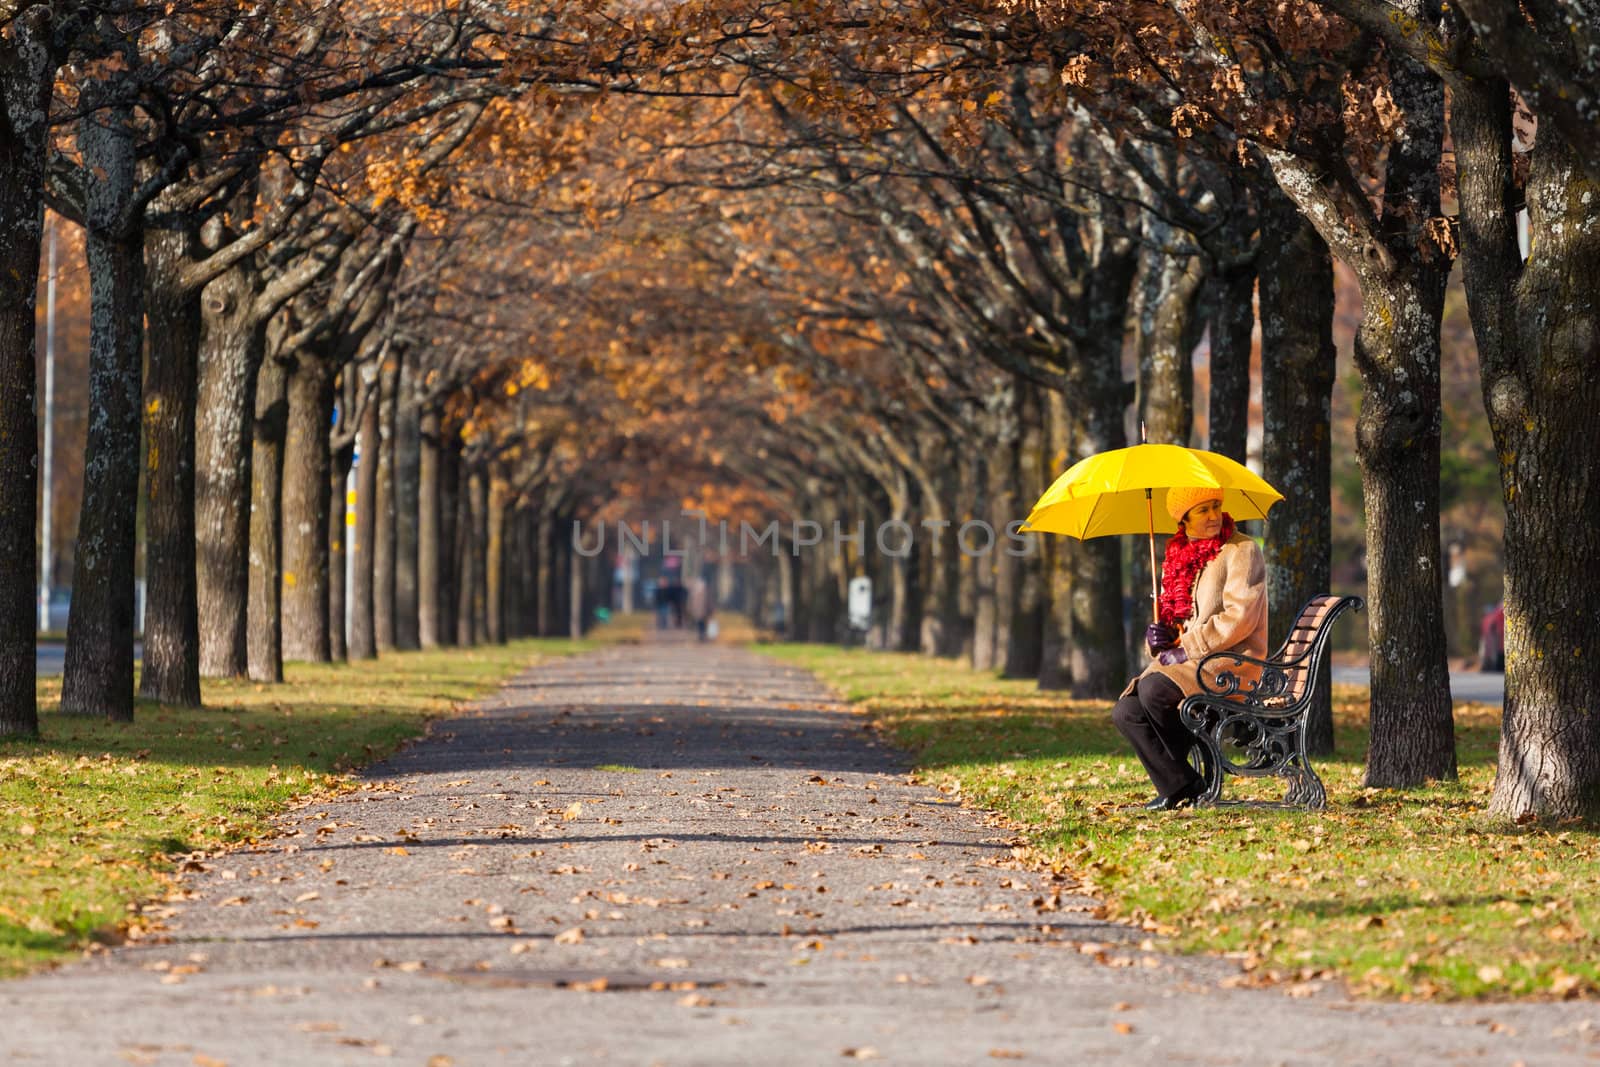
[
  {"xmin": 1022, "ymin": 443, "xmax": 1283, "ymax": 539},
  {"xmin": 1021, "ymin": 442, "xmax": 1284, "ymax": 625}
]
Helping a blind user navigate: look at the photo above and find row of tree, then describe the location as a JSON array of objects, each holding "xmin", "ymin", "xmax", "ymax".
[{"xmin": 2, "ymin": 0, "xmax": 1596, "ymax": 823}]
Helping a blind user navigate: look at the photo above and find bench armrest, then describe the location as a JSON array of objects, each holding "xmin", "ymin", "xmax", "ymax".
[{"xmin": 1192, "ymin": 649, "xmax": 1300, "ymax": 704}]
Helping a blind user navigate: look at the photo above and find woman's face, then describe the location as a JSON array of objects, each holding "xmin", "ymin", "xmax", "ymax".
[{"xmin": 1185, "ymin": 498, "xmax": 1224, "ymax": 539}]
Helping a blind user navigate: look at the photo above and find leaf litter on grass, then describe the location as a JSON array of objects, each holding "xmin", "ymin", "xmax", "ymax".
[{"xmin": 762, "ymin": 644, "xmax": 1600, "ymax": 1001}]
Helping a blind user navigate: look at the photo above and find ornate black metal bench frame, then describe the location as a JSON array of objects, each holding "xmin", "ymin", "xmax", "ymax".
[{"xmin": 1178, "ymin": 594, "xmax": 1365, "ymax": 811}]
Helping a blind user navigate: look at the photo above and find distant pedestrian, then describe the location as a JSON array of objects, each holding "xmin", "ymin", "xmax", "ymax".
[
  {"xmin": 688, "ymin": 575, "xmax": 713, "ymax": 641},
  {"xmin": 654, "ymin": 577, "xmax": 672, "ymax": 630}
]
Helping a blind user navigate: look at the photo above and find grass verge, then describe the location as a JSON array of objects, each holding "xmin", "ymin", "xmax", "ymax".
[
  {"xmin": 762, "ymin": 643, "xmax": 1598, "ymax": 1002},
  {"xmin": 0, "ymin": 637, "xmax": 591, "ymax": 977}
]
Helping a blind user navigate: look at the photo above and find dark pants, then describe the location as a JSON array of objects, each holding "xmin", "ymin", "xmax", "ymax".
[{"xmin": 1112, "ymin": 674, "xmax": 1202, "ymax": 799}]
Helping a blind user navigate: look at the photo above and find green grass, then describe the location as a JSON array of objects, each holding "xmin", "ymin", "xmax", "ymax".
[
  {"xmin": 0, "ymin": 637, "xmax": 592, "ymax": 977},
  {"xmin": 762, "ymin": 644, "xmax": 1599, "ymax": 1002},
  {"xmin": 593, "ymin": 763, "xmax": 641, "ymax": 773}
]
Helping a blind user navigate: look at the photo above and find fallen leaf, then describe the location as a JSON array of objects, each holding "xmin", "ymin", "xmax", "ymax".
[
  {"xmin": 841, "ymin": 1049, "xmax": 880, "ymax": 1060},
  {"xmin": 555, "ymin": 927, "xmax": 585, "ymax": 945},
  {"xmin": 1112, "ymin": 1022, "xmax": 1135, "ymax": 1035}
]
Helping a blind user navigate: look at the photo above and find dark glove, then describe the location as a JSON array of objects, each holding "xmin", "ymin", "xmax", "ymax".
[
  {"xmin": 1158, "ymin": 647, "xmax": 1188, "ymax": 667},
  {"xmin": 1145, "ymin": 623, "xmax": 1178, "ymax": 655}
]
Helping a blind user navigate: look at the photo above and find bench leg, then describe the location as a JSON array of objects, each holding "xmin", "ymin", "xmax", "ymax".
[
  {"xmin": 1187, "ymin": 736, "xmax": 1224, "ymax": 806},
  {"xmin": 1283, "ymin": 756, "xmax": 1326, "ymax": 811}
]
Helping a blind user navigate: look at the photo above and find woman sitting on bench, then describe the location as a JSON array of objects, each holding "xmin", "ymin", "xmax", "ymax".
[{"xmin": 1112, "ymin": 487, "xmax": 1268, "ymax": 811}]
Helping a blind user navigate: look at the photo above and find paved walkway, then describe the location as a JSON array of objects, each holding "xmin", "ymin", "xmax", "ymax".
[
  {"xmin": 1332, "ymin": 665, "xmax": 1505, "ymax": 706},
  {"xmin": 2, "ymin": 640, "xmax": 1592, "ymax": 1065}
]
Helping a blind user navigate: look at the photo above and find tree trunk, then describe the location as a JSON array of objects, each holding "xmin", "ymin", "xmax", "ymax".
[
  {"xmin": 349, "ymin": 372, "xmax": 380, "ymax": 661},
  {"xmin": 885, "ymin": 485, "xmax": 913, "ymax": 651},
  {"xmin": 486, "ymin": 470, "xmax": 508, "ymax": 644},
  {"xmin": 1258, "ymin": 186, "xmax": 1338, "ymax": 756},
  {"xmin": 536, "ymin": 509, "xmax": 555, "ymax": 637},
  {"xmin": 568, "ymin": 536, "xmax": 584, "ymax": 638},
  {"xmin": 470, "ymin": 468, "xmax": 489, "ymax": 641},
  {"xmin": 138, "ymin": 227, "xmax": 202, "ymax": 706},
  {"xmin": 1004, "ymin": 389, "xmax": 1045, "ymax": 678},
  {"xmin": 247, "ymin": 355, "xmax": 288, "ymax": 683},
  {"xmin": 1062, "ymin": 352, "xmax": 1132, "ymax": 698},
  {"xmin": 0, "ymin": 12, "xmax": 57, "ymax": 735},
  {"xmin": 990, "ymin": 453, "xmax": 1019, "ymax": 674},
  {"xmin": 373, "ymin": 357, "xmax": 398, "ymax": 652},
  {"xmin": 1129, "ymin": 248, "xmax": 1198, "ymax": 672},
  {"xmin": 196, "ymin": 263, "xmax": 264, "ymax": 678},
  {"xmin": 62, "ymin": 102, "xmax": 142, "ymax": 721},
  {"xmin": 1039, "ymin": 390, "xmax": 1074, "ymax": 690},
  {"xmin": 1353, "ymin": 266, "xmax": 1456, "ymax": 786},
  {"xmin": 416, "ymin": 408, "xmax": 442, "ymax": 647},
  {"xmin": 1451, "ymin": 73, "xmax": 1600, "ymax": 820},
  {"xmin": 969, "ymin": 453, "xmax": 997, "ymax": 671},
  {"xmin": 1207, "ymin": 260, "xmax": 1255, "ymax": 463},
  {"xmin": 327, "ymin": 435, "xmax": 353, "ymax": 663},
  {"xmin": 393, "ymin": 385, "xmax": 421, "ymax": 650},
  {"xmin": 454, "ymin": 459, "xmax": 475, "ymax": 647},
  {"xmin": 1266, "ymin": 22, "xmax": 1456, "ymax": 785},
  {"xmin": 918, "ymin": 451, "xmax": 965, "ymax": 656},
  {"xmin": 438, "ymin": 436, "xmax": 461, "ymax": 644},
  {"xmin": 280, "ymin": 355, "xmax": 335, "ymax": 663},
  {"xmin": 553, "ymin": 523, "xmax": 572, "ymax": 638}
]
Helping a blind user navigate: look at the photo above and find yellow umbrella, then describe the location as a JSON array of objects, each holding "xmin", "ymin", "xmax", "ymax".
[{"xmin": 1021, "ymin": 442, "xmax": 1283, "ymax": 621}]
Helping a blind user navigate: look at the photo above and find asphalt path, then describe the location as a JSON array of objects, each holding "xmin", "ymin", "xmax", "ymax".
[
  {"xmin": 3, "ymin": 639, "xmax": 1585, "ymax": 1066},
  {"xmin": 35, "ymin": 642, "xmax": 139, "ymax": 678},
  {"xmin": 1332, "ymin": 665, "xmax": 1505, "ymax": 706}
]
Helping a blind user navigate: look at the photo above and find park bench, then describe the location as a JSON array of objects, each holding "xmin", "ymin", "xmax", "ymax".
[{"xmin": 1178, "ymin": 594, "xmax": 1365, "ymax": 811}]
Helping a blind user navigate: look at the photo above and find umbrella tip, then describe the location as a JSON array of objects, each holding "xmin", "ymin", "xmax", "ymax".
[{"xmin": 1140, "ymin": 421, "xmax": 1147, "ymax": 444}]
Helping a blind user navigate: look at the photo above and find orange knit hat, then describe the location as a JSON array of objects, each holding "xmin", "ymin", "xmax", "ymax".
[{"xmin": 1166, "ymin": 486, "xmax": 1224, "ymax": 525}]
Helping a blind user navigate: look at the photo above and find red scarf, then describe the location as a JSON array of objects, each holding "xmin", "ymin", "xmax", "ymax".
[{"xmin": 1158, "ymin": 514, "xmax": 1235, "ymax": 628}]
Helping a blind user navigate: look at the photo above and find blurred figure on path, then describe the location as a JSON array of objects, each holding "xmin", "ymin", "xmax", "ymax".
[
  {"xmin": 655, "ymin": 577, "xmax": 673, "ymax": 630},
  {"xmin": 688, "ymin": 575, "xmax": 713, "ymax": 640}
]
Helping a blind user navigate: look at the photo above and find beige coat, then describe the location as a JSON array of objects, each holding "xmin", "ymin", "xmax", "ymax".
[{"xmin": 1125, "ymin": 532, "xmax": 1268, "ymax": 699}]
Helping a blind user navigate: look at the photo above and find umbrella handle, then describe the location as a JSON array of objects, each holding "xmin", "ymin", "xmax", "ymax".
[{"xmin": 1145, "ymin": 488, "xmax": 1159, "ymax": 625}]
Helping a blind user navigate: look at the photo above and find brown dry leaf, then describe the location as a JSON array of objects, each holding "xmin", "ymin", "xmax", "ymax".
[
  {"xmin": 384, "ymin": 847, "xmax": 409, "ymax": 857},
  {"xmin": 841, "ymin": 1050, "xmax": 880, "ymax": 1060},
  {"xmin": 193, "ymin": 1057, "xmax": 228, "ymax": 1067},
  {"xmin": 562, "ymin": 802, "xmax": 584, "ymax": 821},
  {"xmin": 555, "ymin": 927, "xmax": 585, "ymax": 945},
  {"xmin": 1549, "ymin": 969, "xmax": 1583, "ymax": 997},
  {"xmin": 966, "ymin": 974, "xmax": 991, "ymax": 986},
  {"xmin": 396, "ymin": 961, "xmax": 426, "ymax": 973},
  {"xmin": 427, "ymin": 1058, "xmax": 455, "ymax": 1067},
  {"xmin": 1111, "ymin": 1001, "xmax": 1134, "ymax": 1012},
  {"xmin": 988, "ymin": 1051, "xmax": 1026, "ymax": 1060},
  {"xmin": 1112, "ymin": 1022, "xmax": 1135, "ymax": 1035},
  {"xmin": 216, "ymin": 896, "xmax": 250, "ymax": 907},
  {"xmin": 568, "ymin": 977, "xmax": 609, "ymax": 992},
  {"xmin": 678, "ymin": 993, "xmax": 714, "ymax": 1007},
  {"xmin": 294, "ymin": 892, "xmax": 320, "ymax": 903}
]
